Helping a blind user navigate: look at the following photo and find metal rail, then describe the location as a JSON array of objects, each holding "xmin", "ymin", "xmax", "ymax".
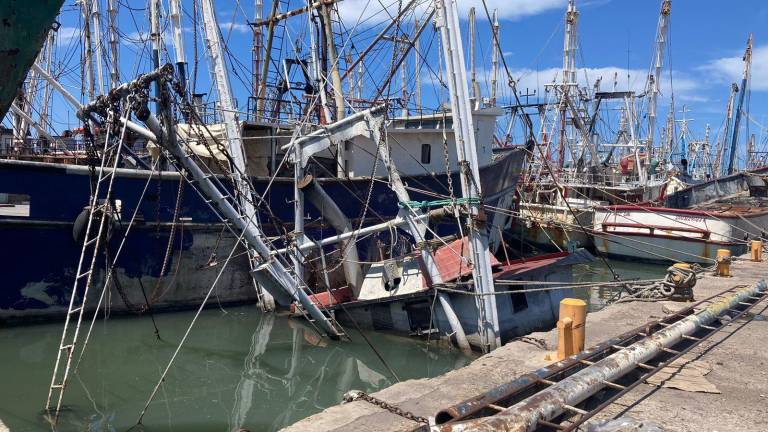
[{"xmin": 434, "ymin": 281, "xmax": 768, "ymax": 431}]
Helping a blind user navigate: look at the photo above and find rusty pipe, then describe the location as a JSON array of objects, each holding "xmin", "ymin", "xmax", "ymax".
[
  {"xmin": 299, "ymin": 175, "xmax": 363, "ymax": 296},
  {"xmin": 438, "ymin": 280, "xmax": 767, "ymax": 431}
]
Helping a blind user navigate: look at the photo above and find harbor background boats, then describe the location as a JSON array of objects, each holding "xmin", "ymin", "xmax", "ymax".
[{"xmin": 1, "ymin": 0, "xmax": 767, "ymax": 429}]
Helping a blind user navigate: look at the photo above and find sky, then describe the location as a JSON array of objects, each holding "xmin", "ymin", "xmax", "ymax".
[{"xmin": 11, "ymin": 0, "xmax": 768, "ymax": 155}]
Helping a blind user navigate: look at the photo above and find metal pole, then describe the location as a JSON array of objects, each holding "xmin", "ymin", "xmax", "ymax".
[
  {"xmin": 435, "ymin": 0, "xmax": 500, "ymax": 351},
  {"xmin": 169, "ymin": 0, "xmax": 188, "ymax": 91},
  {"xmin": 90, "ymin": 0, "xmax": 106, "ymax": 94},
  {"xmin": 646, "ymin": 0, "xmax": 671, "ymax": 152},
  {"xmin": 150, "ymin": 0, "xmax": 162, "ymax": 112},
  {"xmin": 200, "ymin": 0, "xmax": 275, "ymax": 310},
  {"xmin": 490, "ymin": 10, "xmax": 499, "ymax": 107},
  {"xmin": 299, "ymin": 176, "xmax": 364, "ymax": 295},
  {"xmin": 727, "ymin": 34, "xmax": 752, "ymax": 175},
  {"xmin": 107, "ymin": 0, "xmax": 120, "ymax": 88}
]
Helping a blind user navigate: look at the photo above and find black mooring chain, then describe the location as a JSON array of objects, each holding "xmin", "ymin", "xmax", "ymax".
[{"xmin": 343, "ymin": 390, "xmax": 428, "ymax": 424}]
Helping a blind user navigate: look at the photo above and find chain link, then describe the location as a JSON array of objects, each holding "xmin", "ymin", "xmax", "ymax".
[
  {"xmin": 441, "ymin": 111, "xmax": 455, "ymax": 201},
  {"xmin": 343, "ymin": 390, "xmax": 428, "ymax": 424}
]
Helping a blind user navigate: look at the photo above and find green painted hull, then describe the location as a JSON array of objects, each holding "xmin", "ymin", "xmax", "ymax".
[{"xmin": 0, "ymin": 0, "xmax": 63, "ymax": 118}]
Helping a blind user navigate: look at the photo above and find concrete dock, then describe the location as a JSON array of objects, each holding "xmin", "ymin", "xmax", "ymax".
[{"xmin": 283, "ymin": 255, "xmax": 768, "ymax": 432}]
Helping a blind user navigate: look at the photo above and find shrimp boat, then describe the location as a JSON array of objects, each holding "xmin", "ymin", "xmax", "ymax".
[
  {"xmin": 593, "ymin": 201, "xmax": 768, "ymax": 264},
  {"xmin": 515, "ymin": 0, "xmax": 679, "ymax": 253},
  {"xmin": 0, "ymin": 0, "xmax": 599, "ymax": 366},
  {"xmin": 592, "ymin": 35, "xmax": 767, "ymax": 264}
]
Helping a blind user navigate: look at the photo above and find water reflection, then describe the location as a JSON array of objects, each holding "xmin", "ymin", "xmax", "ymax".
[{"xmin": 0, "ymin": 306, "xmax": 471, "ymax": 432}]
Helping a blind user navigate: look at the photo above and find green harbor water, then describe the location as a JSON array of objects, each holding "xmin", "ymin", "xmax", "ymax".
[{"xmin": 0, "ymin": 260, "xmax": 666, "ymax": 431}]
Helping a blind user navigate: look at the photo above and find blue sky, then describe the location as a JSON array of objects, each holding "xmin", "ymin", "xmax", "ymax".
[{"xmin": 13, "ymin": 0, "xmax": 767, "ymax": 156}]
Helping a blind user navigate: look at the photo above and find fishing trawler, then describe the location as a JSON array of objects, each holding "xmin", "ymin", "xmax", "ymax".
[
  {"xmin": 593, "ymin": 35, "xmax": 767, "ymax": 264},
  {"xmin": 0, "ymin": 0, "xmax": 600, "ymax": 372},
  {"xmin": 0, "ymin": 0, "xmax": 534, "ymax": 325},
  {"xmin": 515, "ymin": 0, "xmax": 679, "ymax": 253}
]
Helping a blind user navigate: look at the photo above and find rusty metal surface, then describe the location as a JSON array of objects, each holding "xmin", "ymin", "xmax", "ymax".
[
  {"xmin": 434, "ymin": 280, "xmax": 767, "ymax": 431},
  {"xmin": 433, "ymin": 284, "xmax": 739, "ymax": 425}
]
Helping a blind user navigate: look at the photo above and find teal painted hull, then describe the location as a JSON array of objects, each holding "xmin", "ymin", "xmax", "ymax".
[{"xmin": 0, "ymin": 0, "xmax": 63, "ymax": 118}]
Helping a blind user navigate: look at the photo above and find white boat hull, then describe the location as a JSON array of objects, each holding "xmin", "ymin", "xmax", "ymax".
[{"xmin": 593, "ymin": 205, "xmax": 768, "ymax": 264}]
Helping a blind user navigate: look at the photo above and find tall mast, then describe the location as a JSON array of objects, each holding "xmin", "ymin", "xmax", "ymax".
[
  {"xmin": 169, "ymin": 0, "xmax": 188, "ymax": 91},
  {"xmin": 81, "ymin": 0, "xmax": 96, "ymax": 100},
  {"xmin": 726, "ymin": 33, "xmax": 752, "ymax": 175},
  {"xmin": 150, "ymin": 0, "xmax": 163, "ymax": 111},
  {"xmin": 90, "ymin": 0, "xmax": 106, "ymax": 94},
  {"xmin": 563, "ymin": 0, "xmax": 578, "ymax": 87},
  {"xmin": 647, "ymin": 0, "xmax": 671, "ymax": 153},
  {"xmin": 435, "ymin": 0, "xmax": 500, "ymax": 352},
  {"xmin": 107, "ymin": 0, "xmax": 120, "ymax": 88},
  {"xmin": 200, "ymin": 0, "xmax": 253, "ymax": 203},
  {"xmin": 468, "ymin": 7, "xmax": 480, "ymax": 109},
  {"xmin": 40, "ymin": 30, "xmax": 56, "ymax": 132},
  {"xmin": 558, "ymin": 0, "xmax": 579, "ymax": 169},
  {"xmin": 414, "ymin": 18, "xmax": 422, "ymax": 111},
  {"xmin": 716, "ymin": 84, "xmax": 738, "ymax": 176},
  {"xmin": 252, "ymin": 0, "xmax": 263, "ymax": 104},
  {"xmin": 199, "ymin": 0, "xmax": 273, "ymax": 308},
  {"xmin": 490, "ymin": 9, "xmax": 499, "ymax": 107},
  {"xmin": 318, "ymin": 3, "xmax": 345, "ymax": 122}
]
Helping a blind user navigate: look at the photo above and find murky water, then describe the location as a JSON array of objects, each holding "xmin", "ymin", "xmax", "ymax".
[
  {"xmin": 0, "ymin": 307, "xmax": 472, "ymax": 431},
  {"xmin": 572, "ymin": 259, "xmax": 669, "ymax": 311},
  {"xmin": 0, "ymin": 260, "xmax": 666, "ymax": 431}
]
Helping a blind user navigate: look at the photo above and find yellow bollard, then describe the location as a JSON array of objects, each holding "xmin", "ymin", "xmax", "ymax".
[
  {"xmin": 557, "ymin": 298, "xmax": 587, "ymax": 360},
  {"xmin": 751, "ymin": 240, "xmax": 763, "ymax": 262},
  {"xmin": 716, "ymin": 249, "xmax": 731, "ymax": 277}
]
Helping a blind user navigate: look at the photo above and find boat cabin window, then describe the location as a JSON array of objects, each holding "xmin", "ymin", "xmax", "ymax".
[
  {"xmin": 421, "ymin": 143, "xmax": 431, "ymax": 165},
  {"xmin": 0, "ymin": 193, "xmax": 30, "ymax": 217},
  {"xmin": 510, "ymin": 290, "xmax": 528, "ymax": 313}
]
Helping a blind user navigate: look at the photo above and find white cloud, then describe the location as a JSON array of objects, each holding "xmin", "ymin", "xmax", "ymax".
[
  {"xmin": 337, "ymin": 0, "xmax": 566, "ymax": 27},
  {"xmin": 55, "ymin": 26, "xmax": 80, "ymax": 44},
  {"xmin": 223, "ymin": 22, "xmax": 251, "ymax": 35},
  {"xmin": 702, "ymin": 44, "xmax": 768, "ymax": 91}
]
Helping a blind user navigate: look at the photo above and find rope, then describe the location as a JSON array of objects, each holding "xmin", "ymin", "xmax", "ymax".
[{"xmin": 136, "ymin": 222, "xmax": 248, "ymax": 426}]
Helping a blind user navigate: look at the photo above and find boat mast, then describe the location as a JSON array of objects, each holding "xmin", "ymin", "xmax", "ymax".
[
  {"xmin": 252, "ymin": 0, "xmax": 263, "ymax": 109},
  {"xmin": 40, "ymin": 30, "xmax": 56, "ymax": 132},
  {"xmin": 90, "ymin": 0, "xmax": 106, "ymax": 94},
  {"xmin": 646, "ymin": 0, "xmax": 671, "ymax": 154},
  {"xmin": 81, "ymin": 0, "xmax": 97, "ymax": 100},
  {"xmin": 490, "ymin": 9, "xmax": 499, "ymax": 107},
  {"xmin": 558, "ymin": 0, "xmax": 578, "ymax": 169},
  {"xmin": 169, "ymin": 0, "xmax": 188, "ymax": 92},
  {"xmin": 150, "ymin": 0, "xmax": 163, "ymax": 111},
  {"xmin": 726, "ymin": 33, "xmax": 752, "ymax": 175},
  {"xmin": 414, "ymin": 17, "xmax": 422, "ymax": 112},
  {"xmin": 435, "ymin": 0, "xmax": 500, "ymax": 352},
  {"xmin": 107, "ymin": 0, "xmax": 120, "ymax": 89},
  {"xmin": 468, "ymin": 7, "xmax": 481, "ymax": 110},
  {"xmin": 199, "ymin": 0, "xmax": 274, "ymax": 308},
  {"xmin": 715, "ymin": 84, "xmax": 737, "ymax": 175}
]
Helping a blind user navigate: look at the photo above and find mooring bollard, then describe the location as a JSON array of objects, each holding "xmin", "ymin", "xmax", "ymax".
[
  {"xmin": 557, "ymin": 298, "xmax": 586, "ymax": 360},
  {"xmin": 716, "ymin": 249, "xmax": 732, "ymax": 277},
  {"xmin": 751, "ymin": 240, "xmax": 763, "ymax": 262}
]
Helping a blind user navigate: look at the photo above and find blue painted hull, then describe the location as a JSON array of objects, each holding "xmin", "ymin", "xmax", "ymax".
[{"xmin": 0, "ymin": 148, "xmax": 524, "ymax": 322}]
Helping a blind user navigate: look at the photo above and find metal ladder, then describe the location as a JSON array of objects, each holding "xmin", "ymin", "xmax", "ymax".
[{"xmin": 45, "ymin": 112, "xmax": 124, "ymax": 421}]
